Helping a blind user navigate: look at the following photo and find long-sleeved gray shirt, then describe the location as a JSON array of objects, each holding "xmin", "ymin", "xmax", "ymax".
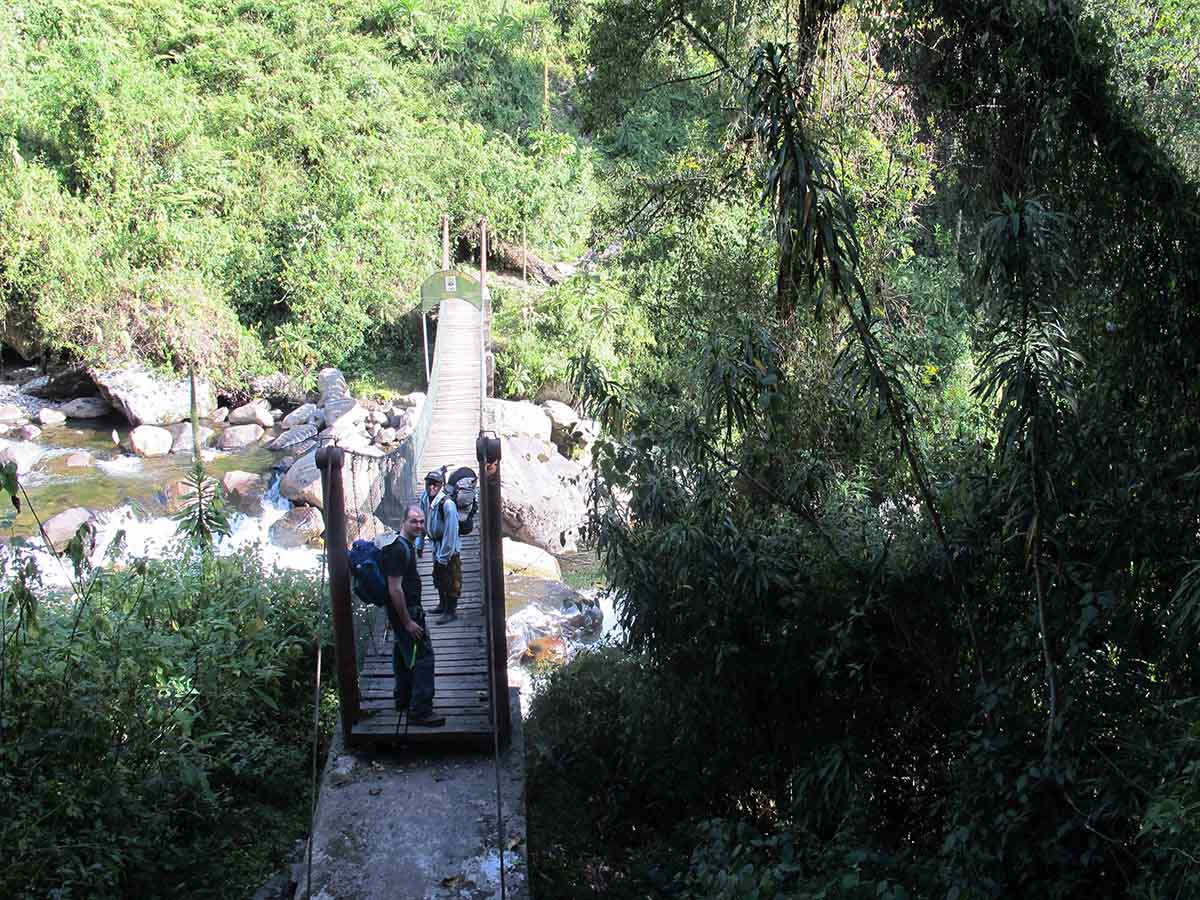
[{"xmin": 419, "ymin": 489, "xmax": 460, "ymax": 564}]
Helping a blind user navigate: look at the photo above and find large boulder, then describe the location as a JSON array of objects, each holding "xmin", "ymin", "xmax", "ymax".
[
  {"xmin": 502, "ymin": 537, "xmax": 562, "ymax": 580},
  {"xmin": 21, "ymin": 366, "xmax": 95, "ymax": 400},
  {"xmin": 269, "ymin": 506, "xmax": 325, "ymax": 548},
  {"xmin": 221, "ymin": 470, "xmax": 266, "ymax": 515},
  {"xmin": 129, "ymin": 425, "xmax": 174, "ymax": 458},
  {"xmin": 219, "ymin": 424, "xmax": 265, "ymax": 450},
  {"xmin": 499, "ymin": 436, "xmax": 590, "ymax": 553},
  {"xmin": 59, "ymin": 396, "xmax": 113, "ymax": 419},
  {"xmin": 280, "ymin": 448, "xmax": 378, "ymax": 513},
  {"xmin": 323, "ymin": 398, "xmax": 366, "ymax": 437},
  {"xmin": 280, "ymin": 450, "xmax": 323, "ymax": 508},
  {"xmin": 541, "ymin": 400, "xmax": 580, "ymax": 455},
  {"xmin": 486, "ymin": 398, "xmax": 552, "ymax": 443},
  {"xmin": 0, "ymin": 440, "xmax": 42, "ymax": 474},
  {"xmin": 317, "ymin": 368, "xmax": 350, "ymax": 406},
  {"xmin": 228, "ymin": 400, "xmax": 273, "ymax": 428},
  {"xmin": 167, "ymin": 423, "xmax": 216, "ymax": 455},
  {"xmin": 42, "ymin": 507, "xmax": 95, "ymax": 553},
  {"xmin": 281, "ymin": 403, "xmax": 320, "ymax": 429},
  {"xmin": 92, "ymin": 368, "xmax": 216, "ymax": 426},
  {"xmin": 0, "ymin": 403, "xmax": 27, "ymax": 425},
  {"xmin": 267, "ymin": 424, "xmax": 318, "ymax": 451}
]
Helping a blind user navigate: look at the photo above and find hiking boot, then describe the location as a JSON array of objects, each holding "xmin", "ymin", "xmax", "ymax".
[
  {"xmin": 408, "ymin": 712, "xmax": 446, "ymax": 727},
  {"xmin": 431, "ymin": 604, "xmax": 446, "ymax": 615},
  {"xmin": 436, "ymin": 611, "xmax": 458, "ymax": 624}
]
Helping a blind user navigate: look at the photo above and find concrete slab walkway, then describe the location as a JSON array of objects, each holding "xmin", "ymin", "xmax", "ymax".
[{"xmin": 299, "ymin": 689, "xmax": 528, "ymax": 900}]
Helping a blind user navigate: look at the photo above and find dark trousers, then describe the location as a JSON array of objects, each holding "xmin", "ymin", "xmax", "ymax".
[
  {"xmin": 390, "ymin": 606, "xmax": 434, "ymax": 717},
  {"xmin": 432, "ymin": 554, "xmax": 462, "ymax": 614}
]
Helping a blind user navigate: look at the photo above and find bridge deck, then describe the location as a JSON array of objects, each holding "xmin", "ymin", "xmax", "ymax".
[{"xmin": 349, "ymin": 298, "xmax": 493, "ymax": 747}]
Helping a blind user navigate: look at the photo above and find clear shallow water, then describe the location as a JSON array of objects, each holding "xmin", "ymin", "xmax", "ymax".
[{"xmin": 5, "ymin": 418, "xmax": 278, "ymax": 538}]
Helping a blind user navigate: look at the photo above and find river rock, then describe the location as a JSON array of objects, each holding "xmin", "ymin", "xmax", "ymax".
[
  {"xmin": 220, "ymin": 423, "xmax": 265, "ymax": 450},
  {"xmin": 282, "ymin": 403, "xmax": 319, "ymax": 428},
  {"xmin": 318, "ymin": 368, "xmax": 350, "ymax": 406},
  {"xmin": 168, "ymin": 423, "xmax": 216, "ymax": 454},
  {"xmin": 268, "ymin": 424, "xmax": 318, "ymax": 451},
  {"xmin": 373, "ymin": 427, "xmax": 397, "ymax": 446},
  {"xmin": 505, "ymin": 576, "xmax": 603, "ymax": 666},
  {"xmin": 269, "ymin": 506, "xmax": 325, "ymax": 548},
  {"xmin": 280, "ymin": 450, "xmax": 323, "ymax": 508},
  {"xmin": 486, "ymin": 398, "xmax": 552, "ymax": 443},
  {"xmin": 0, "ymin": 403, "xmax": 27, "ymax": 425},
  {"xmin": 251, "ymin": 372, "xmax": 313, "ymax": 407},
  {"xmin": 541, "ymin": 400, "xmax": 580, "ymax": 450},
  {"xmin": 386, "ymin": 408, "xmax": 412, "ymax": 431},
  {"xmin": 130, "ymin": 425, "xmax": 173, "ymax": 457},
  {"xmin": 60, "ymin": 396, "xmax": 113, "ymax": 419},
  {"xmin": 323, "ymin": 397, "xmax": 366, "ymax": 436},
  {"xmin": 92, "ymin": 367, "xmax": 217, "ymax": 426},
  {"xmin": 17, "ymin": 424, "xmax": 41, "ymax": 441},
  {"xmin": 36, "ymin": 408, "xmax": 67, "ymax": 427},
  {"xmin": 521, "ymin": 635, "xmax": 566, "ymax": 665},
  {"xmin": 502, "ymin": 537, "xmax": 562, "ymax": 580},
  {"xmin": 210, "ymin": 407, "xmax": 230, "ymax": 424},
  {"xmin": 21, "ymin": 366, "xmax": 95, "ymax": 400},
  {"xmin": 221, "ymin": 471, "xmax": 266, "ymax": 515},
  {"xmin": 0, "ymin": 440, "xmax": 41, "ymax": 474},
  {"xmin": 65, "ymin": 451, "xmax": 94, "ymax": 468},
  {"xmin": 273, "ymin": 454, "xmax": 296, "ymax": 472},
  {"xmin": 392, "ymin": 391, "xmax": 425, "ymax": 409},
  {"xmin": 499, "ymin": 435, "xmax": 590, "ymax": 553},
  {"xmin": 574, "ymin": 417, "xmax": 600, "ymax": 463},
  {"xmin": 229, "ymin": 401, "xmax": 273, "ymax": 428},
  {"xmin": 42, "ymin": 507, "xmax": 95, "ymax": 553},
  {"xmin": 280, "ymin": 448, "xmax": 377, "ymax": 512}
]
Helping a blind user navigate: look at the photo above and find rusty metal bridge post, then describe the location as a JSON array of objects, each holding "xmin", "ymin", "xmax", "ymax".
[
  {"xmin": 316, "ymin": 446, "xmax": 360, "ymax": 742},
  {"xmin": 478, "ymin": 432, "xmax": 511, "ymax": 747}
]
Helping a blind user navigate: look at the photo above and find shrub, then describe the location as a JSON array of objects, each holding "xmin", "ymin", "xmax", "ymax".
[{"xmin": 0, "ymin": 544, "xmax": 330, "ymax": 899}]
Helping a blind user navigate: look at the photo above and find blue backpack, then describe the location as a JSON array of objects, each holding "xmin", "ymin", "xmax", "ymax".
[{"xmin": 348, "ymin": 539, "xmax": 389, "ymax": 607}]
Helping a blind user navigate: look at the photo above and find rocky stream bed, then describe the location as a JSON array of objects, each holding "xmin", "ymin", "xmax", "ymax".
[{"xmin": 0, "ymin": 362, "xmax": 618, "ymax": 701}]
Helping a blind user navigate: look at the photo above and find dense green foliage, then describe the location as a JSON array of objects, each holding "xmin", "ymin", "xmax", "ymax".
[
  {"xmin": 0, "ymin": 539, "xmax": 329, "ymax": 899},
  {"xmin": 0, "ymin": 0, "xmax": 598, "ymax": 384},
  {"xmin": 525, "ymin": 0, "xmax": 1200, "ymax": 898}
]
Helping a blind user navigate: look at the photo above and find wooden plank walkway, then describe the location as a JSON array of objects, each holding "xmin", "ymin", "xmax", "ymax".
[{"xmin": 350, "ymin": 298, "xmax": 492, "ymax": 746}]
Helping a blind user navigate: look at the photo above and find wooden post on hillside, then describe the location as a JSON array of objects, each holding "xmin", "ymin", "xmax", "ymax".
[
  {"xmin": 316, "ymin": 447, "xmax": 360, "ymax": 741},
  {"xmin": 480, "ymin": 218, "xmax": 495, "ymax": 396},
  {"xmin": 441, "ymin": 214, "xmax": 450, "ymax": 270},
  {"xmin": 477, "ymin": 432, "xmax": 511, "ymax": 747}
]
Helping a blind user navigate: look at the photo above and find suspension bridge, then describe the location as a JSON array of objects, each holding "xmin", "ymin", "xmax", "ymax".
[{"xmin": 302, "ymin": 231, "xmax": 525, "ymax": 897}]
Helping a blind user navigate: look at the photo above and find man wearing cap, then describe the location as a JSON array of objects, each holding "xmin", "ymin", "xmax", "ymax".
[{"xmin": 418, "ymin": 468, "xmax": 463, "ymax": 624}]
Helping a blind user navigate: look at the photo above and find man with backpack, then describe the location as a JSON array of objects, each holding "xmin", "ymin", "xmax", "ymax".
[
  {"xmin": 379, "ymin": 503, "xmax": 444, "ymax": 727},
  {"xmin": 418, "ymin": 468, "xmax": 463, "ymax": 625}
]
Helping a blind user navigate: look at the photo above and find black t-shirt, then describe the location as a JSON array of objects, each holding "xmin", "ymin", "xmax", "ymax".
[{"xmin": 380, "ymin": 536, "xmax": 422, "ymax": 607}]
